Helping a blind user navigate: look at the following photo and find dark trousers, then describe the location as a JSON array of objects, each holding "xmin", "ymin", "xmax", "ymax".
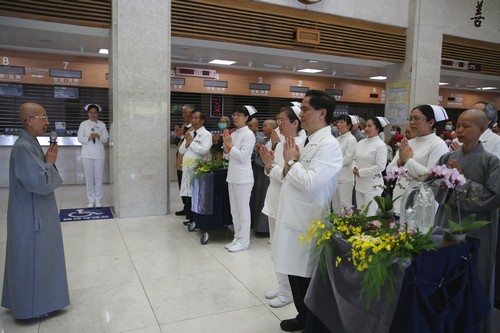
[
  {"xmin": 177, "ymin": 169, "xmax": 189, "ymax": 212},
  {"xmin": 288, "ymin": 274, "xmax": 311, "ymax": 326}
]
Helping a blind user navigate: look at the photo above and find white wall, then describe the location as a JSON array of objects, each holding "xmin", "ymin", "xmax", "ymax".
[
  {"xmin": 260, "ymin": 0, "xmax": 409, "ymax": 27},
  {"xmin": 442, "ymin": 0, "xmax": 500, "ymax": 43},
  {"xmin": 261, "ymin": 0, "xmax": 500, "ymax": 43}
]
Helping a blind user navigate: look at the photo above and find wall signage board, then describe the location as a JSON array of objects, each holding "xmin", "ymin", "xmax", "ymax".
[
  {"xmin": 54, "ymin": 86, "xmax": 79, "ymax": 99},
  {"xmin": 386, "ymin": 82, "xmax": 408, "ymax": 124},
  {"xmin": 0, "ymin": 83, "xmax": 23, "ymax": 96},
  {"xmin": 49, "ymin": 69, "xmax": 82, "ymax": 78},
  {"xmin": 325, "ymin": 88, "xmax": 343, "ymax": 96},
  {"xmin": 204, "ymin": 80, "xmax": 228, "ymax": 88},
  {"xmin": 171, "ymin": 78, "xmax": 185, "ymax": 85},
  {"xmin": 249, "ymin": 83, "xmax": 271, "ymax": 91},
  {"xmin": 0, "ymin": 65, "xmax": 25, "ymax": 75},
  {"xmin": 289, "ymin": 86, "xmax": 309, "ymax": 93}
]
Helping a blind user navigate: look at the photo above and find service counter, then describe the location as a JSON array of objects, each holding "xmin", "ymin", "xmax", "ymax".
[{"xmin": 0, "ymin": 135, "xmax": 110, "ymax": 188}]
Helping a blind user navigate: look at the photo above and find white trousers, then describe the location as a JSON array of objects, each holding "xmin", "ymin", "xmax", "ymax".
[
  {"xmin": 268, "ymin": 217, "xmax": 292, "ymax": 298},
  {"xmin": 355, "ymin": 191, "xmax": 379, "ymax": 216},
  {"xmin": 332, "ymin": 181, "xmax": 354, "ymax": 212},
  {"xmin": 82, "ymin": 158, "xmax": 105, "ymax": 205},
  {"xmin": 228, "ymin": 182, "xmax": 253, "ymax": 247}
]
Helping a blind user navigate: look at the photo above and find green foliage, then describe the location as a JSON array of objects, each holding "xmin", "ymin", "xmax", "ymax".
[
  {"xmin": 445, "ymin": 204, "xmax": 491, "ymax": 234},
  {"xmin": 193, "ymin": 159, "xmax": 228, "ymax": 180}
]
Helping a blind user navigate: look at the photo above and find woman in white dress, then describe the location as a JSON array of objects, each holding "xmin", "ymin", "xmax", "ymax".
[
  {"xmin": 332, "ymin": 114, "xmax": 358, "ymax": 211},
  {"xmin": 223, "ymin": 105, "xmax": 257, "ymax": 252},
  {"xmin": 387, "ymin": 105, "xmax": 449, "ymax": 217},
  {"xmin": 77, "ymin": 104, "xmax": 109, "ymax": 208},
  {"xmin": 353, "ymin": 117, "xmax": 389, "ymax": 216},
  {"xmin": 260, "ymin": 104, "xmax": 305, "ymax": 308}
]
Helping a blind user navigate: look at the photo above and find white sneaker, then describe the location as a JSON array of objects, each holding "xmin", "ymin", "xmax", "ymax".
[
  {"xmin": 87, "ymin": 203, "xmax": 94, "ymax": 208},
  {"xmin": 225, "ymin": 239, "xmax": 237, "ymax": 249},
  {"xmin": 265, "ymin": 291, "xmax": 278, "ymax": 299},
  {"xmin": 228, "ymin": 241, "xmax": 248, "ymax": 252},
  {"xmin": 269, "ymin": 295, "xmax": 293, "ymax": 308},
  {"xmin": 95, "ymin": 202, "xmax": 102, "ymax": 208}
]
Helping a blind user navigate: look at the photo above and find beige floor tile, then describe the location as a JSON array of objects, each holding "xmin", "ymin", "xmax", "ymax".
[
  {"xmin": 160, "ymin": 306, "xmax": 283, "ymax": 333},
  {"xmin": 143, "ymin": 269, "xmax": 262, "ymax": 324},
  {"xmin": 38, "ymin": 282, "xmax": 157, "ymax": 333},
  {"xmin": 66, "ymin": 254, "xmax": 139, "ymax": 290}
]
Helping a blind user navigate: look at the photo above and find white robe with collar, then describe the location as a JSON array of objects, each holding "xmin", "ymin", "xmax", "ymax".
[{"xmin": 273, "ymin": 126, "xmax": 343, "ymax": 278}]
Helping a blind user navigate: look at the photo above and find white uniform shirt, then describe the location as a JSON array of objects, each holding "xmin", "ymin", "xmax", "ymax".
[
  {"xmin": 179, "ymin": 126, "xmax": 213, "ymax": 197},
  {"xmin": 479, "ymin": 128, "xmax": 500, "ymax": 159},
  {"xmin": 353, "ymin": 136, "xmax": 387, "ymax": 194},
  {"xmin": 337, "ymin": 131, "xmax": 357, "ymax": 184},
  {"xmin": 273, "ymin": 126, "xmax": 343, "ymax": 277},
  {"xmin": 262, "ymin": 136, "xmax": 306, "ymax": 219},
  {"xmin": 388, "ymin": 133, "xmax": 448, "ymax": 215},
  {"xmin": 224, "ymin": 126, "xmax": 256, "ymax": 184},
  {"xmin": 77, "ymin": 119, "xmax": 109, "ymax": 159}
]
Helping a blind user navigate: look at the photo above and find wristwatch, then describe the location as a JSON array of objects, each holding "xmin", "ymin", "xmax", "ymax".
[{"xmin": 287, "ymin": 160, "xmax": 299, "ymax": 167}]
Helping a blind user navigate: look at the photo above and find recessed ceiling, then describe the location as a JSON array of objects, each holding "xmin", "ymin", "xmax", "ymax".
[{"xmin": 1, "ymin": 16, "xmax": 499, "ymax": 91}]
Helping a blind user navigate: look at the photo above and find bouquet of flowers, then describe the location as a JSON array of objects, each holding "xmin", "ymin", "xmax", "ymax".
[
  {"xmin": 301, "ymin": 205, "xmax": 436, "ymax": 304},
  {"xmin": 193, "ymin": 158, "xmax": 228, "ymax": 179},
  {"xmin": 373, "ymin": 167, "xmax": 408, "ymax": 214},
  {"xmin": 183, "ymin": 158, "xmax": 229, "ymax": 182},
  {"xmin": 429, "ymin": 165, "xmax": 490, "ymax": 238}
]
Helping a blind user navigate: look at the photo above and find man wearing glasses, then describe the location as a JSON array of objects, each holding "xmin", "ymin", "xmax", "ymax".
[{"xmin": 2, "ymin": 102, "xmax": 69, "ymax": 319}]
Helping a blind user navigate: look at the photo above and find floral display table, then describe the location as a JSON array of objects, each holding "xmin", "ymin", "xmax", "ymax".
[
  {"xmin": 191, "ymin": 168, "xmax": 232, "ymax": 244},
  {"xmin": 304, "ymin": 236, "xmax": 490, "ymax": 333}
]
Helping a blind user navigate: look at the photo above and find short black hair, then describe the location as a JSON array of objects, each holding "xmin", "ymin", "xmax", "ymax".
[{"xmin": 305, "ymin": 90, "xmax": 336, "ymax": 124}]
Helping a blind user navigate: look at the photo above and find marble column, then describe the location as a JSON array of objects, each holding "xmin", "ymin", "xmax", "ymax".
[
  {"xmin": 110, "ymin": 0, "xmax": 171, "ymax": 217},
  {"xmin": 386, "ymin": 0, "xmax": 445, "ymax": 120}
]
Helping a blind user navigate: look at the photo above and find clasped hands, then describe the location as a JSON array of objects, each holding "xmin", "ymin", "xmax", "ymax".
[{"xmin": 259, "ymin": 137, "xmax": 300, "ymax": 174}]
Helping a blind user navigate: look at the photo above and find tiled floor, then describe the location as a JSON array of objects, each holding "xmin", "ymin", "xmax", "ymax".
[
  {"xmin": 0, "ymin": 183, "xmax": 296, "ymax": 333},
  {"xmin": 0, "ymin": 183, "xmax": 499, "ymax": 332}
]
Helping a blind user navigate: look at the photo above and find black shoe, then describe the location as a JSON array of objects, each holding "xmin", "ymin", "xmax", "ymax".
[
  {"xmin": 175, "ymin": 210, "xmax": 187, "ymax": 216},
  {"xmin": 280, "ymin": 318, "xmax": 304, "ymax": 332},
  {"xmin": 182, "ymin": 220, "xmax": 192, "ymax": 225}
]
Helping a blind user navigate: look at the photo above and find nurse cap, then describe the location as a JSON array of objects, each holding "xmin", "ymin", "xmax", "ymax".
[
  {"xmin": 243, "ymin": 105, "xmax": 257, "ymax": 116},
  {"xmin": 430, "ymin": 105, "xmax": 449, "ymax": 122},
  {"xmin": 290, "ymin": 101, "xmax": 302, "ymax": 118},
  {"xmin": 83, "ymin": 104, "xmax": 102, "ymax": 112},
  {"xmin": 375, "ymin": 116, "xmax": 390, "ymax": 127},
  {"xmin": 348, "ymin": 115, "xmax": 360, "ymax": 125}
]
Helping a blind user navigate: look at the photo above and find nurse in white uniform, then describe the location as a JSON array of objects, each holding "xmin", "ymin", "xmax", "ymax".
[
  {"xmin": 223, "ymin": 105, "xmax": 257, "ymax": 252},
  {"xmin": 353, "ymin": 117, "xmax": 389, "ymax": 216},
  {"xmin": 260, "ymin": 103, "xmax": 304, "ymax": 308},
  {"xmin": 77, "ymin": 104, "xmax": 109, "ymax": 208}
]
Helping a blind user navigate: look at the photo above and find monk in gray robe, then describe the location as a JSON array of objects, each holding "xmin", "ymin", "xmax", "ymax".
[
  {"xmin": 431, "ymin": 109, "xmax": 500, "ymax": 333},
  {"xmin": 1, "ymin": 102, "xmax": 69, "ymax": 319}
]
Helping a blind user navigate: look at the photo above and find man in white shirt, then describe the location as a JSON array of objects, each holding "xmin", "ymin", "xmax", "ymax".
[
  {"xmin": 273, "ymin": 90, "xmax": 343, "ymax": 332},
  {"xmin": 179, "ymin": 111, "xmax": 212, "ymax": 227}
]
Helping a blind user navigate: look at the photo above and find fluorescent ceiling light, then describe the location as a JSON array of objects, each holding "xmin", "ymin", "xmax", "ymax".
[
  {"xmin": 298, "ymin": 68, "xmax": 323, "ymax": 73},
  {"xmin": 263, "ymin": 63, "xmax": 282, "ymax": 69},
  {"xmin": 209, "ymin": 59, "xmax": 236, "ymax": 65},
  {"xmin": 369, "ymin": 76, "xmax": 387, "ymax": 80},
  {"xmin": 99, "ymin": 48, "xmax": 109, "ymax": 54},
  {"xmin": 439, "ymin": 82, "xmax": 449, "ymax": 86},
  {"xmin": 476, "ymin": 86, "xmax": 497, "ymax": 90}
]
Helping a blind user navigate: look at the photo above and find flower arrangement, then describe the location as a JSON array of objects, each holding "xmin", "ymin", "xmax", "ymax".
[
  {"xmin": 429, "ymin": 164, "xmax": 490, "ymax": 237},
  {"xmin": 193, "ymin": 158, "xmax": 228, "ymax": 179},
  {"xmin": 372, "ymin": 166, "xmax": 409, "ymax": 220},
  {"xmin": 300, "ymin": 205, "xmax": 436, "ymax": 304}
]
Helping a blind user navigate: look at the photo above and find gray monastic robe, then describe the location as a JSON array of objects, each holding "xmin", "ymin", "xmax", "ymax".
[
  {"xmin": 430, "ymin": 143, "xmax": 500, "ymax": 332},
  {"xmin": 1, "ymin": 128, "xmax": 69, "ymax": 319}
]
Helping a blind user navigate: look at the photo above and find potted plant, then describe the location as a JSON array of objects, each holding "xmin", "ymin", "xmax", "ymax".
[{"xmin": 442, "ymin": 204, "xmax": 491, "ymax": 244}]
